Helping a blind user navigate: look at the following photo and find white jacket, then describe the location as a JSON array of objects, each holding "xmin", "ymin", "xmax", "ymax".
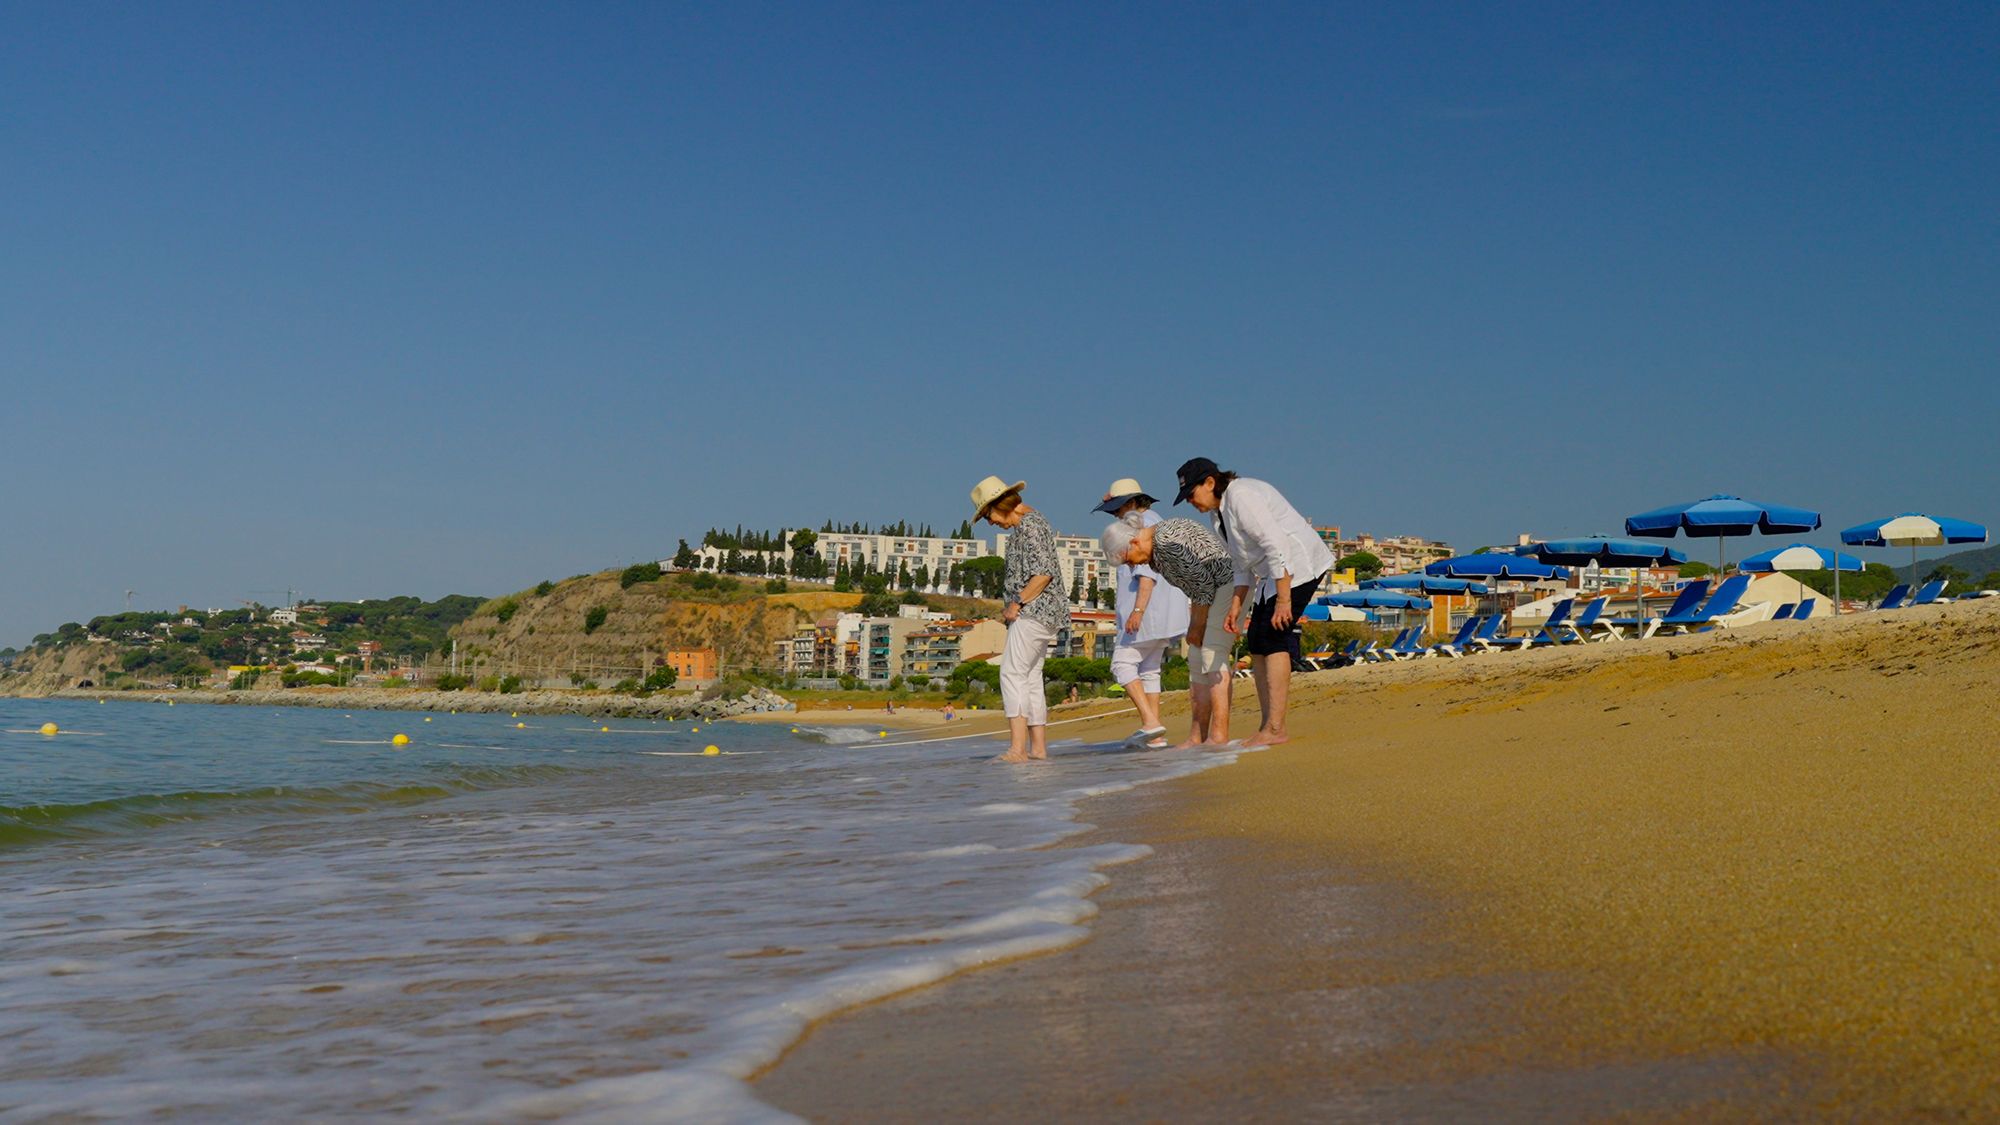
[{"xmin": 1212, "ymin": 478, "xmax": 1335, "ymax": 601}]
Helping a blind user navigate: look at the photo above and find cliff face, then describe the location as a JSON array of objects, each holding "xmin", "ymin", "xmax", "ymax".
[
  {"xmin": 447, "ymin": 573, "xmax": 864, "ymax": 683},
  {"xmin": 1, "ymin": 641, "xmax": 125, "ymax": 696}
]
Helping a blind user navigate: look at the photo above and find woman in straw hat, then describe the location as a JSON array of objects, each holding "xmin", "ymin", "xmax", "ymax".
[
  {"xmin": 1095, "ymin": 478, "xmax": 1189, "ymax": 748},
  {"xmin": 1100, "ymin": 513, "xmax": 1236, "ymax": 747},
  {"xmin": 971, "ymin": 475, "xmax": 1067, "ymax": 763}
]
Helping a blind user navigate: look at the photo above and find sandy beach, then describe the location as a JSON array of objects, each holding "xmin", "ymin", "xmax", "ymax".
[{"xmin": 758, "ymin": 599, "xmax": 2000, "ymax": 1119}]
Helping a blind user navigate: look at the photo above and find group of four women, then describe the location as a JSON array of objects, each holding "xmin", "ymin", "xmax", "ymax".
[{"xmin": 969, "ymin": 458, "xmax": 1333, "ymax": 763}]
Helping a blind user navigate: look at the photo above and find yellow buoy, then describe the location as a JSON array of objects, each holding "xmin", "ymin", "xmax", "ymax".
[
  {"xmin": 511, "ymin": 712, "xmax": 518, "ymax": 718},
  {"xmin": 167, "ymin": 700, "xmax": 174, "ymax": 706},
  {"xmin": 691, "ymin": 727, "xmax": 699, "ymax": 733},
  {"xmin": 515, "ymin": 721, "xmax": 526, "ymax": 728},
  {"xmin": 600, "ymin": 726, "xmax": 610, "ymax": 732},
  {"xmin": 99, "ymin": 699, "xmax": 106, "ymax": 704},
  {"xmin": 391, "ymin": 733, "xmax": 410, "ymax": 746},
  {"xmin": 39, "ymin": 722, "xmax": 59, "ymax": 736},
  {"xmin": 791, "ymin": 727, "xmax": 799, "ymax": 733},
  {"xmin": 423, "ymin": 717, "xmax": 432, "ymax": 722},
  {"xmin": 879, "ymin": 731, "xmax": 888, "ymax": 738},
  {"xmin": 703, "ymin": 745, "xmax": 721, "ymax": 756}
]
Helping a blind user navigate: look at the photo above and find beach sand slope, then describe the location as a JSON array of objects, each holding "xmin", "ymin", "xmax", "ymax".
[{"xmin": 759, "ymin": 600, "xmax": 2000, "ymax": 1120}]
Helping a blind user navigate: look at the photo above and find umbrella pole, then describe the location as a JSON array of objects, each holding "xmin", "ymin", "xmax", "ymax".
[{"xmin": 1833, "ymin": 545, "xmax": 1840, "ymax": 616}]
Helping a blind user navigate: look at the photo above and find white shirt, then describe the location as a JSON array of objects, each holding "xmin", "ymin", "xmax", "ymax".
[
  {"xmin": 1113, "ymin": 509, "xmax": 1190, "ymax": 644},
  {"xmin": 1211, "ymin": 478, "xmax": 1335, "ymax": 601}
]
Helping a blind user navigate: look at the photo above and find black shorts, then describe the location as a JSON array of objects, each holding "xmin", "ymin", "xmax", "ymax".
[{"xmin": 1245, "ymin": 578, "xmax": 1322, "ymax": 661}]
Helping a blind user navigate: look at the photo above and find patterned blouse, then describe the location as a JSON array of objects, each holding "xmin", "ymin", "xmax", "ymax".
[
  {"xmin": 1004, "ymin": 510, "xmax": 1072, "ymax": 630},
  {"xmin": 1150, "ymin": 518, "xmax": 1236, "ymax": 605}
]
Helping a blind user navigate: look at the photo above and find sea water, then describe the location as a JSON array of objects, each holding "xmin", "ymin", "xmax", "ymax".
[{"xmin": 0, "ymin": 697, "xmax": 1248, "ymax": 1121}]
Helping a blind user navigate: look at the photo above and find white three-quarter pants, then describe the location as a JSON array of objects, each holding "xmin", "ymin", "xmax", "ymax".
[
  {"xmin": 999, "ymin": 616, "xmax": 1055, "ymax": 725},
  {"xmin": 1110, "ymin": 636, "xmax": 1171, "ymax": 694}
]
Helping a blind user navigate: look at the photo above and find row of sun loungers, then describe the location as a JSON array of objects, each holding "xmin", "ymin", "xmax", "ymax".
[{"xmin": 1297, "ymin": 573, "xmax": 1977, "ymax": 671}]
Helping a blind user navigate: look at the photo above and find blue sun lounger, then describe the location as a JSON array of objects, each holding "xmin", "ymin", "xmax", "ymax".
[
  {"xmin": 1906, "ymin": 579, "xmax": 1948, "ymax": 607},
  {"xmin": 1490, "ymin": 598, "xmax": 1575, "ymax": 651},
  {"xmin": 1603, "ymin": 579, "xmax": 1711, "ymax": 640},
  {"xmin": 1792, "ymin": 599, "xmax": 1815, "ymax": 620},
  {"xmin": 1430, "ymin": 615, "xmax": 1483, "ymax": 658},
  {"xmin": 1551, "ymin": 596, "xmax": 1609, "ymax": 644},
  {"xmin": 1364, "ymin": 628, "xmax": 1413, "ymax": 663},
  {"xmin": 1876, "ymin": 583, "xmax": 1911, "ymax": 610},
  {"xmin": 1655, "ymin": 574, "xmax": 1753, "ymax": 635},
  {"xmin": 1772, "ymin": 602, "xmax": 1796, "ymax": 621}
]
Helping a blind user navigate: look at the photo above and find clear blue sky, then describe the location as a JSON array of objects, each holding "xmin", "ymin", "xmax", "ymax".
[{"xmin": 4, "ymin": 2, "xmax": 1995, "ymax": 644}]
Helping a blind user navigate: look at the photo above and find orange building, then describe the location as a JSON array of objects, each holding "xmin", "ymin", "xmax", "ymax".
[{"xmin": 663, "ymin": 648, "xmax": 718, "ymax": 681}]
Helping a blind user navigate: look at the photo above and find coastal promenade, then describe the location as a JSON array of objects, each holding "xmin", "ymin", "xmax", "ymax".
[{"xmin": 759, "ymin": 599, "xmax": 2000, "ymax": 1119}]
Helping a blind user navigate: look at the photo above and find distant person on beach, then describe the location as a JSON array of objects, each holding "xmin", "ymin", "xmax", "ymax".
[
  {"xmin": 1101, "ymin": 513, "xmax": 1237, "ymax": 746},
  {"xmin": 1096, "ymin": 478, "xmax": 1190, "ymax": 748},
  {"xmin": 942, "ymin": 703, "xmax": 955, "ymax": 721},
  {"xmin": 1175, "ymin": 457, "xmax": 1333, "ymax": 748},
  {"xmin": 973, "ymin": 475, "xmax": 1066, "ymax": 763}
]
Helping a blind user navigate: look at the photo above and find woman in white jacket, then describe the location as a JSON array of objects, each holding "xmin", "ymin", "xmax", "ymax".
[{"xmin": 1173, "ymin": 457, "xmax": 1333, "ymax": 748}]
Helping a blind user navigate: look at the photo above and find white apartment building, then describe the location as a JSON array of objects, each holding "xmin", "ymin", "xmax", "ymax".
[
  {"xmin": 992, "ymin": 531, "xmax": 1110, "ymax": 602},
  {"xmin": 682, "ymin": 532, "xmax": 991, "ymax": 587}
]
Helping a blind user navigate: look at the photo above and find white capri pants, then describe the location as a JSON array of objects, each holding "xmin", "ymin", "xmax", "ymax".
[
  {"xmin": 1000, "ymin": 616, "xmax": 1056, "ymax": 725},
  {"xmin": 1187, "ymin": 599, "xmax": 1234, "ymax": 686},
  {"xmin": 1111, "ymin": 637, "xmax": 1172, "ymax": 694}
]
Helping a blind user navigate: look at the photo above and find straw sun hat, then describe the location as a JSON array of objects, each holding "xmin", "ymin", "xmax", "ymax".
[
  {"xmin": 1094, "ymin": 477, "xmax": 1158, "ymax": 515},
  {"xmin": 969, "ymin": 475, "xmax": 1027, "ymax": 520}
]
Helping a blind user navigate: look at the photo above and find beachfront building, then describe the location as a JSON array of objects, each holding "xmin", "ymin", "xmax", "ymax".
[
  {"xmin": 858, "ymin": 616, "xmax": 926, "ymax": 686},
  {"xmin": 1060, "ymin": 609, "xmax": 1120, "ymax": 660},
  {"xmin": 1315, "ymin": 527, "xmax": 1454, "ymax": 575},
  {"xmin": 899, "ymin": 619, "xmax": 1007, "ymax": 686},
  {"xmin": 663, "ymin": 648, "xmax": 718, "ymax": 683}
]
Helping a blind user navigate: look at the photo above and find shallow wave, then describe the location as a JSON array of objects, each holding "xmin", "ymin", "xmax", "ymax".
[
  {"xmin": 0, "ymin": 764, "xmax": 579, "ymax": 848},
  {"xmin": 793, "ymin": 725, "xmax": 884, "ymax": 745}
]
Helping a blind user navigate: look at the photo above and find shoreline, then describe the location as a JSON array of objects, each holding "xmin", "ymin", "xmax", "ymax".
[
  {"xmin": 757, "ymin": 600, "xmax": 2000, "ymax": 1118},
  {"xmin": 15, "ymin": 685, "xmax": 796, "ymax": 720}
]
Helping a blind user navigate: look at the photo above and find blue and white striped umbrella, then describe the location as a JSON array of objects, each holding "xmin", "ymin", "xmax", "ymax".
[
  {"xmin": 1737, "ymin": 544, "xmax": 1864, "ymax": 573},
  {"xmin": 1840, "ymin": 513, "xmax": 1988, "ymax": 583}
]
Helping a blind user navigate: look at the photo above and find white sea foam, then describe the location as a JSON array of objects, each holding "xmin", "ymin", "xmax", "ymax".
[{"xmin": 0, "ymin": 704, "xmax": 1255, "ymax": 1122}]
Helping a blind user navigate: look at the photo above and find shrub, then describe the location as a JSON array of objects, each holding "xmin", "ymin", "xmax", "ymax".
[
  {"xmin": 620, "ymin": 562, "xmax": 664, "ymax": 589},
  {"xmin": 534, "ymin": 580, "xmax": 555, "ymax": 596},
  {"xmin": 230, "ymin": 670, "xmax": 260, "ymax": 690},
  {"xmin": 569, "ymin": 672, "xmax": 590, "ymax": 687},
  {"xmin": 434, "ymin": 673, "xmax": 471, "ymax": 691},
  {"xmin": 475, "ymin": 675, "xmax": 501, "ymax": 692},
  {"xmin": 643, "ymin": 666, "xmax": 678, "ymax": 691},
  {"xmin": 613, "ymin": 677, "xmax": 642, "ymax": 693},
  {"xmin": 498, "ymin": 675, "xmax": 523, "ymax": 694},
  {"xmin": 380, "ymin": 676, "xmax": 409, "ymax": 688},
  {"xmin": 579, "ymin": 679, "xmax": 600, "ymax": 691},
  {"xmin": 765, "ymin": 577, "xmax": 788, "ymax": 593},
  {"xmin": 947, "ymin": 661, "xmax": 1000, "ymax": 697},
  {"xmin": 583, "ymin": 606, "xmax": 608, "ymax": 634},
  {"xmin": 493, "ymin": 598, "xmax": 520, "ymax": 624}
]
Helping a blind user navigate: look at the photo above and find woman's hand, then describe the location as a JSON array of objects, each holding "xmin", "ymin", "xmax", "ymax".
[
  {"xmin": 1126, "ymin": 611, "xmax": 1144, "ymax": 634},
  {"xmin": 1224, "ymin": 590, "xmax": 1249, "ymax": 634},
  {"xmin": 1186, "ymin": 620, "xmax": 1206, "ymax": 648},
  {"xmin": 1003, "ymin": 602, "xmax": 1020, "ymax": 624},
  {"xmin": 1268, "ymin": 600, "xmax": 1294, "ymax": 632}
]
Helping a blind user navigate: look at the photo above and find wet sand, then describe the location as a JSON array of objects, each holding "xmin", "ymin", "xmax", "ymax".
[{"xmin": 758, "ymin": 600, "xmax": 2000, "ymax": 1120}]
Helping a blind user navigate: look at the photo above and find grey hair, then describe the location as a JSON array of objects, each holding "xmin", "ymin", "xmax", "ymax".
[{"xmin": 1100, "ymin": 519, "xmax": 1142, "ymax": 568}]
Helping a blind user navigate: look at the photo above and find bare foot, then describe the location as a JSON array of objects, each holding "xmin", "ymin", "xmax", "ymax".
[
  {"xmin": 1175, "ymin": 736, "xmax": 1206, "ymax": 749},
  {"xmin": 1241, "ymin": 731, "xmax": 1291, "ymax": 748},
  {"xmin": 1199, "ymin": 738, "xmax": 1236, "ymax": 751},
  {"xmin": 1027, "ymin": 749, "xmax": 1049, "ymax": 761},
  {"xmin": 992, "ymin": 749, "xmax": 1033, "ymax": 764}
]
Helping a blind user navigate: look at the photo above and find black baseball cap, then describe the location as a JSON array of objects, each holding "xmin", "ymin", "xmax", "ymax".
[{"xmin": 1173, "ymin": 457, "xmax": 1221, "ymax": 505}]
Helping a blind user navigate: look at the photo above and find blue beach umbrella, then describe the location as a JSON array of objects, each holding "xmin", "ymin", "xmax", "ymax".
[
  {"xmin": 1517, "ymin": 537, "xmax": 1688, "ymax": 569},
  {"xmin": 1840, "ymin": 513, "xmax": 1988, "ymax": 584},
  {"xmin": 1361, "ymin": 574, "xmax": 1491, "ymax": 596},
  {"xmin": 1624, "ymin": 494, "xmax": 1823, "ymax": 574},
  {"xmin": 1315, "ymin": 590, "xmax": 1434, "ymax": 610},
  {"xmin": 1517, "ymin": 537, "xmax": 1689, "ymax": 618},
  {"xmin": 1313, "ymin": 589, "xmax": 1431, "ymax": 633},
  {"xmin": 1423, "ymin": 555, "xmax": 1571, "ymax": 582}
]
